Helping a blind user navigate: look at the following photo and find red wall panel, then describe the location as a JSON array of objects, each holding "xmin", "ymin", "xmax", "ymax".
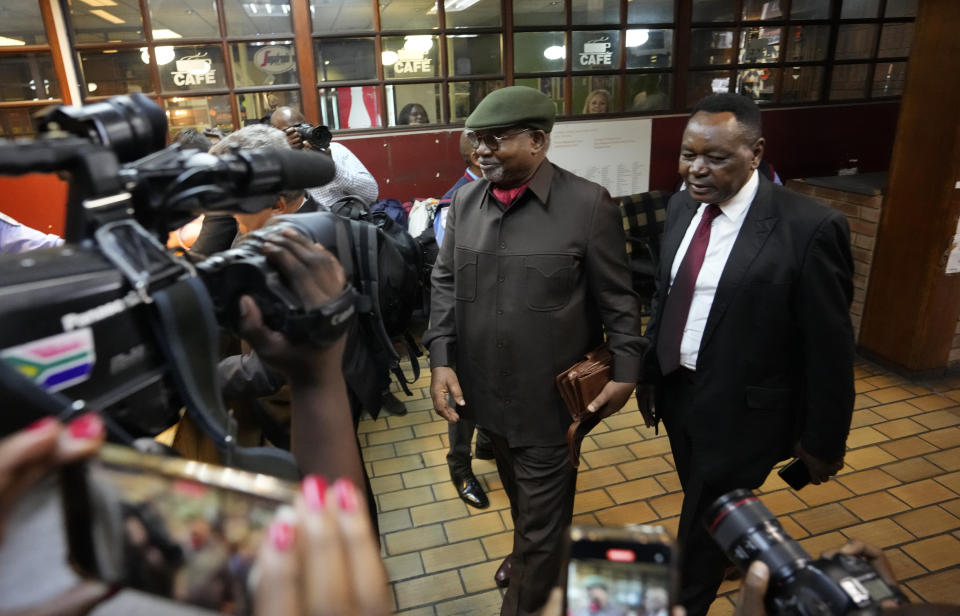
[{"xmin": 0, "ymin": 174, "xmax": 67, "ymax": 236}]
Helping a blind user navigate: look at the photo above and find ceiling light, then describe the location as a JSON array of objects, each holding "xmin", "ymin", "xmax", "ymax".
[
  {"xmin": 0, "ymin": 36, "xmax": 26, "ymax": 46},
  {"xmin": 543, "ymin": 45, "xmax": 564, "ymax": 60},
  {"xmin": 140, "ymin": 46, "xmax": 175, "ymax": 65},
  {"xmin": 403, "ymin": 35, "xmax": 433, "ymax": 54},
  {"xmin": 79, "ymin": 0, "xmax": 118, "ymax": 6},
  {"xmin": 152, "ymin": 29, "xmax": 182, "ymax": 39},
  {"xmin": 381, "ymin": 50, "xmax": 398, "ymax": 66},
  {"xmin": 87, "ymin": 83, "xmax": 98, "ymax": 92},
  {"xmin": 102, "ymin": 49, "xmax": 118, "ymax": 53},
  {"xmin": 90, "ymin": 9, "xmax": 125, "ymax": 24},
  {"xmin": 626, "ymin": 29, "xmax": 649, "ymax": 47},
  {"xmin": 427, "ymin": 0, "xmax": 481, "ymax": 14}
]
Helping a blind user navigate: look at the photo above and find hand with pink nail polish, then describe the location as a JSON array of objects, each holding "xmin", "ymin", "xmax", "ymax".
[{"xmin": 253, "ymin": 476, "xmax": 390, "ymax": 616}]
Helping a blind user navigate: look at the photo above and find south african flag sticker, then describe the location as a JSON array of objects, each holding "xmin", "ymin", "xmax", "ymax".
[{"xmin": 1, "ymin": 329, "xmax": 96, "ymax": 392}]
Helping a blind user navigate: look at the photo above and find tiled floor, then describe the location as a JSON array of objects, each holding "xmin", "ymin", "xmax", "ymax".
[{"xmin": 360, "ymin": 358, "xmax": 960, "ymax": 615}]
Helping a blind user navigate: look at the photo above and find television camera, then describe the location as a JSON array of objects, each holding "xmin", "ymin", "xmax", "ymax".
[{"xmin": 0, "ymin": 94, "xmax": 343, "ymax": 479}]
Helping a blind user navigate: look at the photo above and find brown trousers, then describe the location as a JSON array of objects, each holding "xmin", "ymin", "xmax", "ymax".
[{"xmin": 490, "ymin": 433, "xmax": 578, "ymax": 616}]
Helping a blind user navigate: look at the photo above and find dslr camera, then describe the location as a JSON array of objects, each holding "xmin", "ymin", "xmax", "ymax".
[
  {"xmin": 290, "ymin": 122, "xmax": 332, "ymax": 151},
  {"xmin": 0, "ymin": 94, "xmax": 348, "ymax": 479},
  {"xmin": 708, "ymin": 489, "xmax": 906, "ymax": 616}
]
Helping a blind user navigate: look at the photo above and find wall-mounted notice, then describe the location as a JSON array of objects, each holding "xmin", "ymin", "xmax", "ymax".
[{"xmin": 547, "ymin": 118, "xmax": 652, "ymax": 199}]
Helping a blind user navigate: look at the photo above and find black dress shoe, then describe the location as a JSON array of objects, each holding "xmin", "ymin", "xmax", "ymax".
[
  {"xmin": 494, "ymin": 554, "xmax": 513, "ymax": 588},
  {"xmin": 450, "ymin": 469, "xmax": 489, "ymax": 509}
]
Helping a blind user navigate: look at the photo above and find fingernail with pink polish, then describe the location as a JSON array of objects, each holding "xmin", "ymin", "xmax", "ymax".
[
  {"xmin": 68, "ymin": 413, "xmax": 103, "ymax": 440},
  {"xmin": 25, "ymin": 417, "xmax": 57, "ymax": 432},
  {"xmin": 334, "ymin": 478, "xmax": 359, "ymax": 513},
  {"xmin": 269, "ymin": 520, "xmax": 294, "ymax": 551},
  {"xmin": 302, "ymin": 475, "xmax": 327, "ymax": 511}
]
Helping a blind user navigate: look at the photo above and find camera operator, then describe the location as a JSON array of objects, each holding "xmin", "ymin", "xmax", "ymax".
[{"xmin": 268, "ymin": 107, "xmax": 379, "ymax": 209}]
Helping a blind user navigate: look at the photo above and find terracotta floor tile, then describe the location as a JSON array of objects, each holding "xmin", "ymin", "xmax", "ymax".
[
  {"xmin": 759, "ymin": 490, "xmax": 807, "ymax": 515},
  {"xmin": 371, "ymin": 474, "xmax": 406, "ymax": 495},
  {"xmin": 904, "ymin": 384, "xmax": 933, "ymax": 396},
  {"xmin": 795, "ymin": 480, "xmax": 854, "ymax": 507},
  {"xmin": 380, "ymin": 509, "xmax": 415, "ymax": 534},
  {"xmin": 413, "ymin": 421, "xmax": 449, "ymax": 438},
  {"xmin": 844, "ymin": 445, "xmax": 898, "ymax": 470},
  {"xmin": 650, "ymin": 491, "xmax": 685, "ymax": 518},
  {"xmin": 380, "ymin": 485, "xmax": 436, "ymax": 512},
  {"xmin": 890, "ymin": 479, "xmax": 957, "ymax": 507},
  {"xmin": 705, "ymin": 596, "xmax": 735, "ymax": 616},
  {"xmin": 385, "ymin": 524, "xmax": 448, "ymax": 556},
  {"xmin": 421, "ymin": 540, "xmax": 486, "ymax": 574},
  {"xmin": 581, "ymin": 445, "xmax": 636, "ymax": 468},
  {"xmin": 655, "ymin": 471, "xmax": 683, "ymax": 493},
  {"xmin": 845, "ymin": 426, "xmax": 889, "ymax": 448},
  {"xmin": 394, "ymin": 570, "xmax": 464, "ymax": 610},
  {"xmin": 926, "ymin": 446, "xmax": 960, "ymax": 472},
  {"xmin": 792, "ymin": 503, "xmax": 859, "ymax": 534},
  {"xmin": 603, "ymin": 411, "xmax": 645, "ymax": 431},
  {"xmin": 480, "ymin": 531, "xmax": 513, "ymax": 559},
  {"xmin": 835, "ymin": 468, "xmax": 900, "ymax": 495},
  {"xmin": 402, "ymin": 465, "xmax": 453, "ymax": 488},
  {"xmin": 499, "ymin": 510, "xmax": 514, "ymax": 531},
  {"xmin": 572, "ymin": 512, "xmax": 600, "ymax": 526},
  {"xmin": 873, "ymin": 417, "xmax": 926, "ymax": 439},
  {"xmin": 854, "ymin": 393, "xmax": 880, "ymax": 410},
  {"xmin": 921, "ymin": 426, "xmax": 960, "ymax": 449},
  {"xmin": 779, "ymin": 515, "xmax": 810, "ymax": 539},
  {"xmin": 894, "ymin": 505, "xmax": 960, "ymax": 538},
  {"xmin": 573, "ymin": 488, "xmax": 616, "ymax": 515},
  {"xmin": 943, "ymin": 498, "xmax": 960, "ymax": 519},
  {"xmin": 840, "ymin": 518, "xmax": 914, "ymax": 548},
  {"xmin": 946, "ymin": 388, "xmax": 960, "ymax": 402},
  {"xmin": 878, "ymin": 436, "xmax": 938, "ymax": 459},
  {"xmin": 908, "ymin": 394, "xmax": 957, "ymax": 412},
  {"xmin": 936, "ymin": 472, "xmax": 960, "ymax": 495},
  {"xmin": 798, "ymin": 531, "xmax": 849, "ymax": 558},
  {"xmin": 881, "ymin": 457, "xmax": 946, "ymax": 483},
  {"xmin": 842, "ymin": 491, "xmax": 911, "ymax": 521},
  {"xmin": 865, "ymin": 374, "xmax": 906, "ymax": 388},
  {"xmin": 914, "ymin": 409, "xmax": 960, "ymax": 430},
  {"xmin": 364, "ymin": 443, "xmax": 399, "ymax": 462},
  {"xmin": 756, "ymin": 470, "xmax": 790, "ymax": 493},
  {"xmin": 576, "ymin": 466, "xmax": 626, "ymax": 492},
  {"xmin": 883, "ymin": 547, "xmax": 927, "ymax": 580},
  {"xmin": 855, "ymin": 378, "xmax": 877, "ymax": 393},
  {"xmin": 906, "ymin": 569, "xmax": 960, "ymax": 604},
  {"xmin": 595, "ymin": 500, "xmax": 658, "ymax": 526},
  {"xmin": 628, "ymin": 437, "xmax": 673, "ymax": 459},
  {"xmin": 873, "ymin": 401, "xmax": 921, "ymax": 420},
  {"xmin": 869, "ymin": 386, "xmax": 915, "ymax": 404},
  {"xmin": 444, "ymin": 512, "xmax": 505, "ymax": 543},
  {"xmin": 384, "ymin": 552, "xmax": 425, "ymax": 583},
  {"xmin": 617, "ymin": 456, "xmax": 674, "ymax": 480},
  {"xmin": 357, "ymin": 416, "xmax": 390, "ymax": 434},
  {"xmin": 458, "ymin": 560, "xmax": 501, "ymax": 594},
  {"xmin": 432, "ymin": 482, "xmax": 461, "ymax": 503},
  {"xmin": 395, "ymin": 435, "xmax": 445, "ymax": 457},
  {"xmin": 658, "ymin": 515, "xmax": 681, "ymax": 539},
  {"xmin": 373, "ymin": 453, "xmax": 427, "ymax": 477},
  {"xmin": 434, "ymin": 589, "xmax": 502, "ymax": 616},
  {"xmin": 606, "ymin": 476, "xmax": 667, "ymax": 504},
  {"xmin": 901, "ymin": 534, "xmax": 960, "ymax": 571},
  {"xmin": 850, "ymin": 408, "xmax": 886, "ymax": 427},
  {"xmin": 592, "ymin": 428, "xmax": 643, "ymax": 448},
  {"xmin": 411, "ymin": 499, "xmax": 470, "ymax": 527},
  {"xmin": 387, "ymin": 410, "xmax": 436, "ymax": 429}
]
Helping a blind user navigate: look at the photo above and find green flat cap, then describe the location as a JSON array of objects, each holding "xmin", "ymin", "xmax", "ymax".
[{"xmin": 465, "ymin": 86, "xmax": 555, "ymax": 133}]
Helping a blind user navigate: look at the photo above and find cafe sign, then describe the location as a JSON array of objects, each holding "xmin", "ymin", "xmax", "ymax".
[
  {"xmin": 253, "ymin": 45, "xmax": 296, "ymax": 75},
  {"xmin": 579, "ymin": 35, "xmax": 613, "ymax": 67},
  {"xmin": 171, "ymin": 52, "xmax": 217, "ymax": 86}
]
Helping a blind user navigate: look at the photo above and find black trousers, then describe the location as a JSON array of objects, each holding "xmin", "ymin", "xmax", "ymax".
[
  {"xmin": 659, "ymin": 368, "xmax": 732, "ymax": 616},
  {"xmin": 447, "ymin": 418, "xmax": 493, "ymax": 475},
  {"xmin": 490, "ymin": 432, "xmax": 578, "ymax": 616}
]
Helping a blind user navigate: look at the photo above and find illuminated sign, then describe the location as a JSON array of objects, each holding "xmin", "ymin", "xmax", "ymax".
[
  {"xmin": 253, "ymin": 45, "xmax": 295, "ymax": 74},
  {"xmin": 171, "ymin": 52, "xmax": 217, "ymax": 86},
  {"xmin": 579, "ymin": 35, "xmax": 613, "ymax": 67}
]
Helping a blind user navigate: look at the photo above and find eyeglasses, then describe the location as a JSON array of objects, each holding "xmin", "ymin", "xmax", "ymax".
[{"xmin": 464, "ymin": 128, "xmax": 532, "ymax": 151}]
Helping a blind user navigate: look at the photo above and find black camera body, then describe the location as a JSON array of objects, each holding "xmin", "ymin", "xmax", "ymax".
[
  {"xmin": 708, "ymin": 489, "xmax": 903, "ymax": 616},
  {"xmin": 291, "ymin": 122, "xmax": 332, "ymax": 151}
]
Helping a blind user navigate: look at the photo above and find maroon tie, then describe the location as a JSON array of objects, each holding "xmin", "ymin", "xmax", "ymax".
[{"xmin": 656, "ymin": 203, "xmax": 722, "ymax": 375}]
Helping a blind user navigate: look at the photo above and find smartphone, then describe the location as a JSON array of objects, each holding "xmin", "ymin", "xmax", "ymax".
[
  {"xmin": 60, "ymin": 443, "xmax": 298, "ymax": 615},
  {"xmin": 777, "ymin": 457, "xmax": 811, "ymax": 490},
  {"xmin": 566, "ymin": 524, "xmax": 676, "ymax": 616}
]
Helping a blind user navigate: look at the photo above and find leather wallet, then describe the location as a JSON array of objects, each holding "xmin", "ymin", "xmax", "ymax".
[{"xmin": 556, "ymin": 345, "xmax": 615, "ymax": 468}]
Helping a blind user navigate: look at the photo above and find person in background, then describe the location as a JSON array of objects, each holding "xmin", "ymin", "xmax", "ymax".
[
  {"xmin": 440, "ymin": 131, "xmax": 494, "ymax": 510},
  {"xmin": 639, "ymin": 93, "xmax": 854, "ymax": 616},
  {"xmin": 172, "ymin": 128, "xmax": 212, "ymax": 152},
  {"xmin": 202, "ymin": 127, "xmax": 225, "ymax": 146},
  {"xmin": 0, "ymin": 212, "xmax": 62, "ymax": 254},
  {"xmin": 425, "ymin": 86, "xmax": 644, "ymax": 615},
  {"xmin": 583, "ymin": 89, "xmax": 611, "ymax": 114},
  {"xmin": 269, "ymin": 107, "xmax": 379, "ymax": 209},
  {"xmin": 398, "ymin": 103, "xmax": 430, "ymax": 126}
]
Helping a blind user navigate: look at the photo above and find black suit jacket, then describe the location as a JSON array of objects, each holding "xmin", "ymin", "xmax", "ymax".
[{"xmin": 644, "ymin": 175, "xmax": 855, "ymax": 489}]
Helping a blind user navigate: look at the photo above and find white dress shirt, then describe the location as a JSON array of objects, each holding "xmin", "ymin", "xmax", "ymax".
[
  {"xmin": 669, "ymin": 169, "xmax": 759, "ymax": 370},
  {"xmin": 307, "ymin": 142, "xmax": 379, "ymax": 208}
]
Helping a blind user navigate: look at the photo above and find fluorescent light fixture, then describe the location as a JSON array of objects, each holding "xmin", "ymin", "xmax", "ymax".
[
  {"xmin": 242, "ymin": 3, "xmax": 291, "ymax": 16},
  {"xmin": 79, "ymin": 0, "xmax": 118, "ymax": 6},
  {"xmin": 543, "ymin": 45, "xmax": 565, "ymax": 60},
  {"xmin": 0, "ymin": 36, "xmax": 26, "ymax": 46},
  {"xmin": 152, "ymin": 29, "xmax": 182, "ymax": 39},
  {"xmin": 626, "ymin": 29, "xmax": 649, "ymax": 47},
  {"xmin": 427, "ymin": 0, "xmax": 481, "ymax": 14},
  {"xmin": 90, "ymin": 9, "xmax": 125, "ymax": 24},
  {"xmin": 102, "ymin": 49, "xmax": 118, "ymax": 53}
]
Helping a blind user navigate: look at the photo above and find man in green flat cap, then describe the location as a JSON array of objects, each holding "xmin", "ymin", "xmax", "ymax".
[{"xmin": 424, "ymin": 86, "xmax": 645, "ymax": 616}]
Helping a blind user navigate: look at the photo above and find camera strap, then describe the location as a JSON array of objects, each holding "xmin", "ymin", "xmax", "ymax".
[
  {"xmin": 150, "ymin": 277, "xmax": 300, "ymax": 480},
  {"xmin": 282, "ymin": 285, "xmax": 359, "ymax": 348}
]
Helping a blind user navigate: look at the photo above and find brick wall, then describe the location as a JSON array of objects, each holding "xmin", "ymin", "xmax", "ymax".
[{"xmin": 785, "ymin": 179, "xmax": 883, "ymax": 342}]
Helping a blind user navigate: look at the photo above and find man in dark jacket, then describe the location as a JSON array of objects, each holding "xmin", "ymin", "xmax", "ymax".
[
  {"xmin": 425, "ymin": 86, "xmax": 645, "ymax": 616},
  {"xmin": 642, "ymin": 93, "xmax": 855, "ymax": 615}
]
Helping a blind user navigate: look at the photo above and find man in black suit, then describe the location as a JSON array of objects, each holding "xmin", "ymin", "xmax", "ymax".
[{"xmin": 642, "ymin": 93, "xmax": 855, "ymax": 616}]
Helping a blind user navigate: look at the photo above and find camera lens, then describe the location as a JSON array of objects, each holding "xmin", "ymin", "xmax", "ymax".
[{"xmin": 706, "ymin": 489, "xmax": 811, "ymax": 582}]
